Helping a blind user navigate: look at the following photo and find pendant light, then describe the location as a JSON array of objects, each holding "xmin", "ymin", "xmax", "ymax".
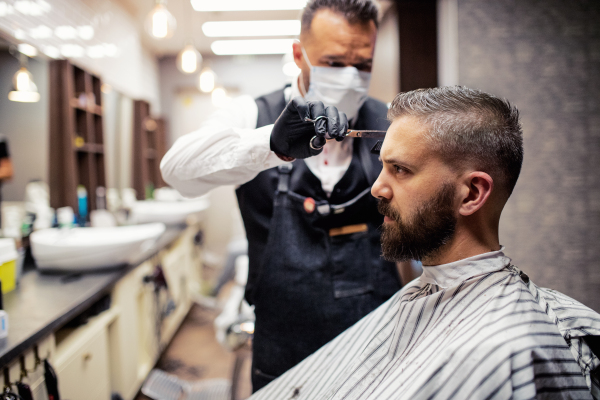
[
  {"xmin": 145, "ymin": 0, "xmax": 177, "ymax": 39},
  {"xmin": 199, "ymin": 67, "xmax": 216, "ymax": 93},
  {"xmin": 176, "ymin": 4, "xmax": 201, "ymax": 74},
  {"xmin": 8, "ymin": 67, "xmax": 40, "ymax": 103},
  {"xmin": 8, "ymin": 48, "xmax": 40, "ymax": 103},
  {"xmin": 177, "ymin": 43, "xmax": 202, "ymax": 74}
]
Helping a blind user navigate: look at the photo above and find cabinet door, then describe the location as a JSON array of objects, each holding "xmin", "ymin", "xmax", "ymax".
[
  {"xmin": 55, "ymin": 328, "xmax": 111, "ymax": 400},
  {"xmin": 109, "ymin": 260, "xmax": 157, "ymax": 400}
]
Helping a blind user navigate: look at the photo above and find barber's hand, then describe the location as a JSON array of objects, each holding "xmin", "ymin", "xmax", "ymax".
[{"xmin": 270, "ymin": 97, "xmax": 348, "ymax": 159}]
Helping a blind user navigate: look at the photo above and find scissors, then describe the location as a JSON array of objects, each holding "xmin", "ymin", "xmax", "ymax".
[{"xmin": 304, "ymin": 116, "xmax": 386, "ymax": 149}]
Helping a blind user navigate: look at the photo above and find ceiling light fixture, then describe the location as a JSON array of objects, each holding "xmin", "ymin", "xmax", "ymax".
[
  {"xmin": 177, "ymin": 43, "xmax": 202, "ymax": 74},
  {"xmin": 191, "ymin": 0, "xmax": 307, "ymax": 12},
  {"xmin": 30, "ymin": 25, "xmax": 52, "ymax": 39},
  {"xmin": 211, "ymin": 39, "xmax": 295, "ymax": 55},
  {"xmin": 60, "ymin": 44, "xmax": 84, "ymax": 58},
  {"xmin": 18, "ymin": 43, "xmax": 37, "ymax": 57},
  {"xmin": 8, "ymin": 66, "xmax": 40, "ymax": 103},
  {"xmin": 55, "ymin": 25, "xmax": 77, "ymax": 40},
  {"xmin": 42, "ymin": 45, "xmax": 59, "ymax": 59},
  {"xmin": 199, "ymin": 67, "xmax": 216, "ymax": 93},
  {"xmin": 145, "ymin": 0, "xmax": 177, "ymax": 39},
  {"xmin": 14, "ymin": 0, "xmax": 50, "ymax": 16},
  {"xmin": 77, "ymin": 25, "xmax": 94, "ymax": 40},
  {"xmin": 202, "ymin": 20, "xmax": 300, "ymax": 37}
]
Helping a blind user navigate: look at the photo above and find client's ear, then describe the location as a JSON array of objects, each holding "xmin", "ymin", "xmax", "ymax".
[{"xmin": 459, "ymin": 172, "xmax": 494, "ymax": 216}]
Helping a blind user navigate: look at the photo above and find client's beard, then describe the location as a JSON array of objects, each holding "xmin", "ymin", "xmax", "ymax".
[{"xmin": 378, "ymin": 183, "xmax": 457, "ymax": 262}]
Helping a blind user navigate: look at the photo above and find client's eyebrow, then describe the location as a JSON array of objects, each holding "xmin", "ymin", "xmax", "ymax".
[{"xmin": 381, "ymin": 156, "xmax": 416, "ymax": 171}]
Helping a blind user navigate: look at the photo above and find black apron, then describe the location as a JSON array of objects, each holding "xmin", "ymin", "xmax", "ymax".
[{"xmin": 236, "ymin": 88, "xmax": 401, "ymax": 391}]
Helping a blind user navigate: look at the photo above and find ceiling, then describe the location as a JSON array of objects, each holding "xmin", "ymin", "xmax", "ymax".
[
  {"xmin": 119, "ymin": 0, "xmax": 392, "ymax": 57},
  {"xmin": 120, "ymin": 0, "xmax": 305, "ymax": 56}
]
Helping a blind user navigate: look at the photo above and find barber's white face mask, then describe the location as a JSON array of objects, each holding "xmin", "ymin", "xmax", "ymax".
[{"xmin": 300, "ymin": 46, "xmax": 371, "ymax": 122}]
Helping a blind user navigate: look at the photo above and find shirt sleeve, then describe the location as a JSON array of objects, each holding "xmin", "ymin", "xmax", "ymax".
[{"xmin": 160, "ymin": 95, "xmax": 287, "ymax": 198}]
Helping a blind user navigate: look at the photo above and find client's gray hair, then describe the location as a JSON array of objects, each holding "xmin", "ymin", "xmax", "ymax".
[{"xmin": 388, "ymin": 86, "xmax": 523, "ymax": 196}]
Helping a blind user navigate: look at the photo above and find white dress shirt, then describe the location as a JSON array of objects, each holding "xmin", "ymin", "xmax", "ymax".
[
  {"xmin": 161, "ymin": 75, "xmax": 354, "ymax": 197},
  {"xmin": 248, "ymin": 249, "xmax": 600, "ymax": 400}
]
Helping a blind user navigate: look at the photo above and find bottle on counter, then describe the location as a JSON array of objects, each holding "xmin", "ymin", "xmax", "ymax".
[
  {"xmin": 77, "ymin": 185, "xmax": 88, "ymax": 227},
  {"xmin": 90, "ymin": 186, "xmax": 117, "ymax": 227},
  {"xmin": 0, "ymin": 280, "xmax": 9, "ymax": 340}
]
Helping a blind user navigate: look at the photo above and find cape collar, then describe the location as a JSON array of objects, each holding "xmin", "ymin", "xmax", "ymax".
[{"xmin": 419, "ymin": 247, "xmax": 511, "ymax": 288}]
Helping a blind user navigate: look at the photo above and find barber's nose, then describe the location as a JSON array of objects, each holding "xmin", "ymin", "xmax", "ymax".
[{"xmin": 371, "ymin": 174, "xmax": 392, "ymax": 200}]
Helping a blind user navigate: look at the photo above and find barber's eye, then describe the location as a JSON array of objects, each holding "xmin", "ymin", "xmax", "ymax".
[{"xmin": 394, "ymin": 165, "xmax": 407, "ymax": 174}]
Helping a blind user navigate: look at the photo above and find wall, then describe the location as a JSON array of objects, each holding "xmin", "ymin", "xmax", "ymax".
[
  {"xmin": 369, "ymin": 4, "xmax": 400, "ymax": 104},
  {"xmin": 0, "ymin": 0, "xmax": 161, "ymax": 111},
  {"xmin": 69, "ymin": 0, "xmax": 161, "ymax": 112},
  {"xmin": 0, "ymin": 52, "xmax": 49, "ymax": 201},
  {"xmin": 159, "ymin": 54, "xmax": 288, "ymax": 144},
  {"xmin": 0, "ymin": 0, "xmax": 161, "ymax": 201},
  {"xmin": 454, "ymin": 0, "xmax": 600, "ymax": 310}
]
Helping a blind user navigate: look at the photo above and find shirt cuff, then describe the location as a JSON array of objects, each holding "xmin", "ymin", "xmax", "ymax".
[{"xmin": 253, "ymin": 124, "xmax": 290, "ymax": 169}]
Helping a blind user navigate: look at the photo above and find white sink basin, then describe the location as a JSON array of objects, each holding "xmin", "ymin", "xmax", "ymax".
[
  {"xmin": 128, "ymin": 198, "xmax": 210, "ymax": 225},
  {"xmin": 30, "ymin": 223, "xmax": 166, "ymax": 271}
]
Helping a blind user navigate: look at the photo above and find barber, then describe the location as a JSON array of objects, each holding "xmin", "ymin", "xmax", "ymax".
[{"xmin": 161, "ymin": 0, "xmax": 402, "ymax": 392}]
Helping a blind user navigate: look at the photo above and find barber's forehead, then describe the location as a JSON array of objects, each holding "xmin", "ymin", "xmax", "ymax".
[{"xmin": 303, "ymin": 9, "xmax": 376, "ymax": 40}]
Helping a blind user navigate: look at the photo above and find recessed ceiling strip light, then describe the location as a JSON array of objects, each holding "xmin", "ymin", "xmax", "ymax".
[
  {"xmin": 202, "ymin": 20, "xmax": 300, "ymax": 37},
  {"xmin": 211, "ymin": 39, "xmax": 295, "ymax": 55},
  {"xmin": 191, "ymin": 0, "xmax": 307, "ymax": 12}
]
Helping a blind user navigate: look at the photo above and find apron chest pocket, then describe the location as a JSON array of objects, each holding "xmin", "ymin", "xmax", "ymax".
[{"xmin": 330, "ymin": 230, "xmax": 374, "ymax": 298}]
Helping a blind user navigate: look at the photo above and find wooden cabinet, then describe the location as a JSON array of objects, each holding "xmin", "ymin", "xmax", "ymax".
[
  {"xmin": 132, "ymin": 100, "xmax": 167, "ymax": 200},
  {"xmin": 1, "ymin": 224, "xmax": 204, "ymax": 400},
  {"xmin": 49, "ymin": 60, "xmax": 106, "ymax": 216},
  {"xmin": 54, "ymin": 310, "xmax": 117, "ymax": 400}
]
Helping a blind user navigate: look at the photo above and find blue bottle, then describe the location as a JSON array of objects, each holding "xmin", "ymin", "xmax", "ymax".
[{"xmin": 77, "ymin": 185, "xmax": 88, "ymax": 227}]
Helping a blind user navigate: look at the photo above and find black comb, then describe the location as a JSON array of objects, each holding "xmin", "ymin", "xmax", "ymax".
[{"xmin": 370, "ymin": 140, "xmax": 383, "ymax": 155}]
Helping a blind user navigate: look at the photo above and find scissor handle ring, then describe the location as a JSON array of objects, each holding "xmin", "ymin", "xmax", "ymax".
[
  {"xmin": 309, "ymin": 136, "xmax": 324, "ymax": 150},
  {"xmin": 304, "ymin": 115, "xmax": 327, "ymax": 124}
]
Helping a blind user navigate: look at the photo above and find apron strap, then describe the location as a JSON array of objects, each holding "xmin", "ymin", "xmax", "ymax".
[{"xmin": 277, "ymin": 164, "xmax": 293, "ymax": 193}]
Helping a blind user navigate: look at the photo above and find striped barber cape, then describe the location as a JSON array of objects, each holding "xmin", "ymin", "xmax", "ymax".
[{"xmin": 249, "ymin": 249, "xmax": 600, "ymax": 400}]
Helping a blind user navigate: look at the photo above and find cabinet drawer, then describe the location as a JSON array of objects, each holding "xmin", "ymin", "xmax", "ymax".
[{"xmin": 55, "ymin": 327, "xmax": 111, "ymax": 400}]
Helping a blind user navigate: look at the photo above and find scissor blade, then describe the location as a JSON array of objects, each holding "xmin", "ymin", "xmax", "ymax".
[{"xmin": 346, "ymin": 130, "xmax": 387, "ymax": 139}]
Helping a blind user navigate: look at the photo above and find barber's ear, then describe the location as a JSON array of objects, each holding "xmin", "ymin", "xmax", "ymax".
[
  {"xmin": 292, "ymin": 40, "xmax": 303, "ymax": 69},
  {"xmin": 459, "ymin": 172, "xmax": 494, "ymax": 216}
]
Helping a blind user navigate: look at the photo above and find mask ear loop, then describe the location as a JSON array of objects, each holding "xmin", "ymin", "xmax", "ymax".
[
  {"xmin": 298, "ymin": 71, "xmax": 308, "ymax": 97},
  {"xmin": 298, "ymin": 45, "xmax": 312, "ymax": 97}
]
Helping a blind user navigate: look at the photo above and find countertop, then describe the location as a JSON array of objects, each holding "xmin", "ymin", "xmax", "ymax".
[{"xmin": 0, "ymin": 226, "xmax": 187, "ymax": 368}]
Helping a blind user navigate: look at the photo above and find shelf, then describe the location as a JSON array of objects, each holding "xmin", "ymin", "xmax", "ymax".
[
  {"xmin": 69, "ymin": 98, "xmax": 102, "ymax": 115},
  {"xmin": 75, "ymin": 143, "xmax": 104, "ymax": 153},
  {"xmin": 132, "ymin": 101, "xmax": 167, "ymax": 200},
  {"xmin": 49, "ymin": 59, "xmax": 107, "ymax": 215}
]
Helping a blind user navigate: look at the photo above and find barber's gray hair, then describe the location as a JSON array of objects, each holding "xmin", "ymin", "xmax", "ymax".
[
  {"xmin": 301, "ymin": 0, "xmax": 380, "ymax": 33},
  {"xmin": 388, "ymin": 86, "xmax": 523, "ymax": 196}
]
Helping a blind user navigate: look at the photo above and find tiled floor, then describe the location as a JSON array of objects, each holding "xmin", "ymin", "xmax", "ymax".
[{"xmin": 135, "ymin": 303, "xmax": 252, "ymax": 400}]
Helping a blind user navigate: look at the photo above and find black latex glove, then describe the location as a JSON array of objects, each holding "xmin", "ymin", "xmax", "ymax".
[{"xmin": 270, "ymin": 97, "xmax": 348, "ymax": 159}]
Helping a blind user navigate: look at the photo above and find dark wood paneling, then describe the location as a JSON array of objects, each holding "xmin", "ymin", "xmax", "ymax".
[
  {"xmin": 395, "ymin": 0, "xmax": 438, "ymax": 91},
  {"xmin": 132, "ymin": 100, "xmax": 149, "ymax": 200},
  {"xmin": 132, "ymin": 103, "xmax": 167, "ymax": 199},
  {"xmin": 49, "ymin": 60, "xmax": 106, "ymax": 217}
]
